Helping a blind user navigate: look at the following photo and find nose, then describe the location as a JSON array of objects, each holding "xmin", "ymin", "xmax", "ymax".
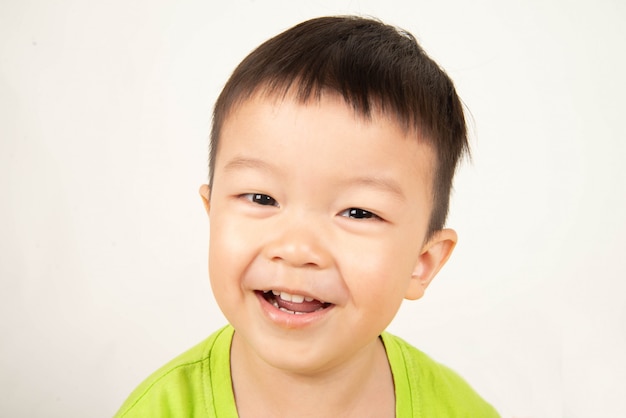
[{"xmin": 263, "ymin": 212, "xmax": 331, "ymax": 269}]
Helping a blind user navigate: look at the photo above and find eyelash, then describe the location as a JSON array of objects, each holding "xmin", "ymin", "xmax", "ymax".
[
  {"xmin": 240, "ymin": 194, "xmax": 382, "ymax": 221},
  {"xmin": 339, "ymin": 208, "xmax": 382, "ymax": 221},
  {"xmin": 240, "ymin": 193, "xmax": 279, "ymax": 207}
]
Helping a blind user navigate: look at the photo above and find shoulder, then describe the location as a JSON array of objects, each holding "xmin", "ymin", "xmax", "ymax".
[
  {"xmin": 114, "ymin": 326, "xmax": 235, "ymax": 418},
  {"xmin": 382, "ymin": 332, "xmax": 500, "ymax": 417}
]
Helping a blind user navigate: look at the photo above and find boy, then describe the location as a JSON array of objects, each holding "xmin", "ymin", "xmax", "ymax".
[{"xmin": 116, "ymin": 16, "xmax": 499, "ymax": 417}]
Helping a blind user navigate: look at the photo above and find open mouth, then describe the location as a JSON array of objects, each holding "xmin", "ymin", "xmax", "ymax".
[{"xmin": 259, "ymin": 290, "xmax": 332, "ymax": 315}]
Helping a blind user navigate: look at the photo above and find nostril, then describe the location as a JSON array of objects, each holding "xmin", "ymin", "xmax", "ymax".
[
  {"xmin": 264, "ymin": 228, "xmax": 330, "ymax": 268},
  {"xmin": 270, "ymin": 256, "xmax": 320, "ymax": 269}
]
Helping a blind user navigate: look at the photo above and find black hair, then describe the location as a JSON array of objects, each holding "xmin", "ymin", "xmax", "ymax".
[{"xmin": 210, "ymin": 16, "xmax": 468, "ymax": 238}]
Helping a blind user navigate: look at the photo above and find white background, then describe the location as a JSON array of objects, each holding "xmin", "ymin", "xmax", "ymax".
[{"xmin": 1, "ymin": 1, "xmax": 625, "ymax": 417}]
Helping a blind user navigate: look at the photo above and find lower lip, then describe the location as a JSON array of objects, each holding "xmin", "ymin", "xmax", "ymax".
[{"xmin": 255, "ymin": 291, "xmax": 334, "ymax": 329}]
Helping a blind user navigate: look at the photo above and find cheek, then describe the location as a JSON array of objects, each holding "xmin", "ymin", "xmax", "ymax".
[
  {"xmin": 340, "ymin": 235, "xmax": 416, "ymax": 307},
  {"xmin": 208, "ymin": 220, "xmax": 264, "ymax": 323},
  {"xmin": 208, "ymin": 215, "xmax": 253, "ymax": 288},
  {"xmin": 209, "ymin": 206, "xmax": 271, "ymax": 269},
  {"xmin": 210, "ymin": 207, "xmax": 252, "ymax": 250}
]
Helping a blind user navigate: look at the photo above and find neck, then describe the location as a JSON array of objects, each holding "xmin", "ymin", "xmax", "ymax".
[{"xmin": 230, "ymin": 332, "xmax": 395, "ymax": 418}]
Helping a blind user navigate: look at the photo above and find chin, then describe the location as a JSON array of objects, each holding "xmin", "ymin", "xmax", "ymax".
[{"xmin": 244, "ymin": 331, "xmax": 343, "ymax": 376}]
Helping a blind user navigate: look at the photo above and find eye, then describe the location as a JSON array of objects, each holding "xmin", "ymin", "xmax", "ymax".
[
  {"xmin": 241, "ymin": 193, "xmax": 279, "ymax": 207},
  {"xmin": 339, "ymin": 208, "xmax": 381, "ymax": 220}
]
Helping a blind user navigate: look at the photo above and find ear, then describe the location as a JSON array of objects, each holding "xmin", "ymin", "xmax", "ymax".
[
  {"xmin": 199, "ymin": 184, "xmax": 211, "ymax": 215},
  {"xmin": 405, "ymin": 228, "xmax": 458, "ymax": 300}
]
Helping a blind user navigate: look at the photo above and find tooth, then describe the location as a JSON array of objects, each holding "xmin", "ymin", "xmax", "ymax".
[
  {"xmin": 275, "ymin": 291, "xmax": 316, "ymax": 304},
  {"xmin": 279, "ymin": 307, "xmax": 296, "ymax": 314}
]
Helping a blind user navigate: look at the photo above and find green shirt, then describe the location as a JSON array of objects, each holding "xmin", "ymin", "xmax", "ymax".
[{"xmin": 115, "ymin": 326, "xmax": 499, "ymax": 417}]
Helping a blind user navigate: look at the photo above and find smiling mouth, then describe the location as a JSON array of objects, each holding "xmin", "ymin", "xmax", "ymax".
[{"xmin": 259, "ymin": 290, "xmax": 332, "ymax": 315}]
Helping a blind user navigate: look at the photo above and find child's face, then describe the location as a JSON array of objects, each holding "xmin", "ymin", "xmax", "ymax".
[{"xmin": 201, "ymin": 92, "xmax": 456, "ymax": 374}]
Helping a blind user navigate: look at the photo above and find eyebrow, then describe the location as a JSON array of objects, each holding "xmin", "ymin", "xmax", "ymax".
[
  {"xmin": 222, "ymin": 156, "xmax": 405, "ymax": 201},
  {"xmin": 222, "ymin": 156, "xmax": 277, "ymax": 173},
  {"xmin": 344, "ymin": 175, "xmax": 406, "ymax": 202}
]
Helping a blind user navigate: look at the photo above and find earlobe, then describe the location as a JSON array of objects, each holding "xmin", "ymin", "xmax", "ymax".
[
  {"xmin": 405, "ymin": 229, "xmax": 458, "ymax": 300},
  {"xmin": 199, "ymin": 184, "xmax": 211, "ymax": 214}
]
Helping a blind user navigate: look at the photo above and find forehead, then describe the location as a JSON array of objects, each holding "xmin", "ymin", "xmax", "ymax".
[
  {"xmin": 216, "ymin": 92, "xmax": 435, "ymax": 198},
  {"xmin": 220, "ymin": 89, "xmax": 428, "ymax": 147}
]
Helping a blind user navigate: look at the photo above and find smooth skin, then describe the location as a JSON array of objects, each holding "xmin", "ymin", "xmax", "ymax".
[{"xmin": 200, "ymin": 92, "xmax": 457, "ymax": 417}]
